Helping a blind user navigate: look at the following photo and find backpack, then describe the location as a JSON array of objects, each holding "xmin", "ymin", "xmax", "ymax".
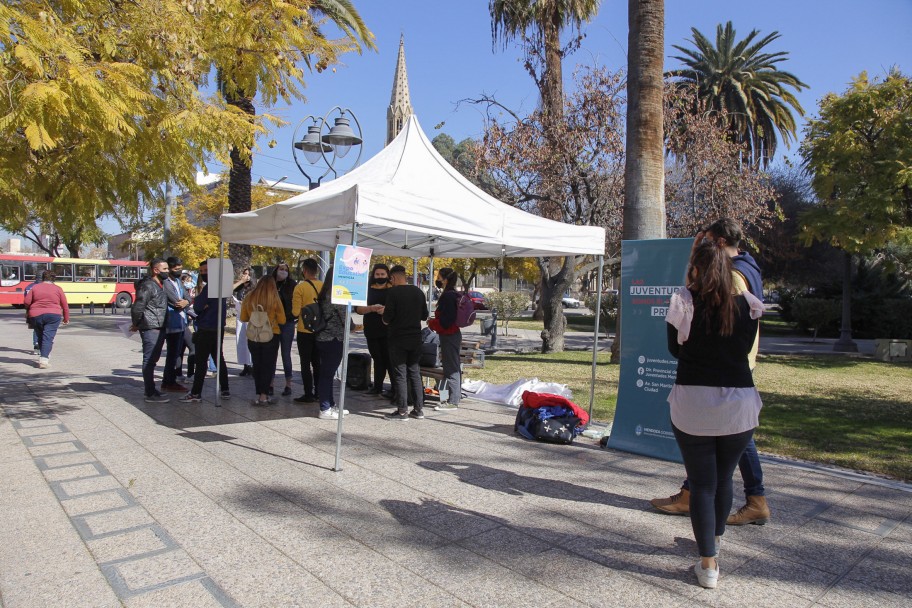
[
  {"xmin": 301, "ymin": 301, "xmax": 328, "ymax": 333},
  {"xmin": 247, "ymin": 304, "xmax": 274, "ymax": 343},
  {"xmin": 419, "ymin": 327, "xmax": 441, "ymax": 367},
  {"xmin": 455, "ymin": 292, "xmax": 477, "ymax": 328}
]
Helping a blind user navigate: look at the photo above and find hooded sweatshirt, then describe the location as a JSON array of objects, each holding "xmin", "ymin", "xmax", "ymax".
[{"xmin": 732, "ymin": 251, "xmax": 763, "ymax": 301}]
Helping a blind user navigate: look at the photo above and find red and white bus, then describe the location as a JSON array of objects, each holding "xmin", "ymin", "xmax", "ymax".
[{"xmin": 0, "ymin": 255, "xmax": 149, "ymax": 308}]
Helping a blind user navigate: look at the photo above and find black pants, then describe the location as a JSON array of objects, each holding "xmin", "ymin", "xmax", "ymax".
[
  {"xmin": 248, "ymin": 336, "xmax": 280, "ymax": 396},
  {"xmin": 366, "ymin": 335, "xmax": 391, "ymax": 390},
  {"xmin": 296, "ymin": 332, "xmax": 321, "ymax": 398},
  {"xmin": 190, "ymin": 329, "xmax": 229, "ymax": 396},
  {"xmin": 163, "ymin": 330, "xmax": 184, "ymax": 385},
  {"xmin": 673, "ymin": 424, "xmax": 755, "ymax": 558},
  {"xmin": 389, "ymin": 337, "xmax": 423, "ymax": 414}
]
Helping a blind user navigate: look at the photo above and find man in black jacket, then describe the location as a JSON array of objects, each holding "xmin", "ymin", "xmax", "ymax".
[
  {"xmin": 382, "ymin": 265, "xmax": 428, "ymax": 420},
  {"xmin": 131, "ymin": 258, "xmax": 170, "ymax": 402}
]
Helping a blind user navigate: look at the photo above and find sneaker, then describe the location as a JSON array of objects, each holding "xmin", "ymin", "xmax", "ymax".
[
  {"xmin": 318, "ymin": 408, "xmax": 339, "ymax": 420},
  {"xmin": 178, "ymin": 393, "xmax": 202, "ymax": 403},
  {"xmin": 145, "ymin": 393, "xmax": 170, "ymax": 403},
  {"xmin": 33, "ymin": 345, "xmax": 40, "ymax": 355},
  {"xmin": 251, "ymin": 399, "xmax": 269, "ymax": 406},
  {"xmin": 220, "ymin": 391, "xmax": 231, "ymax": 400},
  {"xmin": 281, "ymin": 386, "xmax": 292, "ymax": 397},
  {"xmin": 161, "ymin": 383, "xmax": 188, "ymax": 393},
  {"xmin": 649, "ymin": 488, "xmax": 690, "ymax": 515},
  {"xmin": 294, "ymin": 394, "xmax": 316, "ymax": 403},
  {"xmin": 37, "ymin": 357, "xmax": 49, "ymax": 369},
  {"xmin": 207, "ymin": 371, "xmax": 216, "ymax": 379},
  {"xmin": 409, "ymin": 409, "xmax": 425, "ymax": 420},
  {"xmin": 330, "ymin": 406, "xmax": 350, "ymax": 416},
  {"xmin": 433, "ymin": 403, "xmax": 458, "ymax": 411},
  {"xmin": 384, "ymin": 411, "xmax": 409, "ymax": 421},
  {"xmin": 694, "ymin": 560, "xmax": 719, "ymax": 589}
]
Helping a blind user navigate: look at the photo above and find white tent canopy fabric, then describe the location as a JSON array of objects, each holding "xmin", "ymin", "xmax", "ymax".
[{"xmin": 219, "ymin": 115, "xmax": 605, "ymax": 258}]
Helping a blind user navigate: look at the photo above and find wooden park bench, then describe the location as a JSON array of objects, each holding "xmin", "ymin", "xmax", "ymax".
[{"xmin": 419, "ymin": 338, "xmax": 485, "ymax": 403}]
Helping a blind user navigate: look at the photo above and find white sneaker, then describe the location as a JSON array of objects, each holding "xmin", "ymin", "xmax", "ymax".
[
  {"xmin": 695, "ymin": 560, "xmax": 719, "ymax": 589},
  {"xmin": 38, "ymin": 357, "xmax": 49, "ymax": 369},
  {"xmin": 330, "ymin": 406, "xmax": 350, "ymax": 416},
  {"xmin": 318, "ymin": 409, "xmax": 339, "ymax": 420}
]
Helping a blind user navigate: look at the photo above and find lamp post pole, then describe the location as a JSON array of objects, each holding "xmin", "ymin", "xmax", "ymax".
[{"xmin": 292, "ymin": 107, "xmax": 364, "ymax": 278}]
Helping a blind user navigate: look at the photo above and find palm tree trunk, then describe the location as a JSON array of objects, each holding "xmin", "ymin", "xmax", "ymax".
[
  {"xmin": 623, "ymin": 0, "xmax": 666, "ymax": 240},
  {"xmin": 226, "ymin": 94, "xmax": 255, "ymax": 273}
]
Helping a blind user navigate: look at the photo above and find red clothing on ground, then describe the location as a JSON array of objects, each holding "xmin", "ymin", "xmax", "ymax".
[{"xmin": 24, "ymin": 282, "xmax": 69, "ymax": 323}]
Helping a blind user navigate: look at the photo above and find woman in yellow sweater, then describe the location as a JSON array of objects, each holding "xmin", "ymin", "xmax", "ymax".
[{"xmin": 240, "ymin": 276, "xmax": 286, "ymax": 405}]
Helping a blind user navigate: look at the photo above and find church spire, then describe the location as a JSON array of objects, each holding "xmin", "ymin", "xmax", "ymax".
[{"xmin": 387, "ymin": 34, "xmax": 413, "ymax": 145}]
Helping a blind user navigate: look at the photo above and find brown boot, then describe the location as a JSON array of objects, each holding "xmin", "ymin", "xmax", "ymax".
[
  {"xmin": 650, "ymin": 488, "xmax": 690, "ymax": 515},
  {"xmin": 727, "ymin": 495, "xmax": 771, "ymax": 526}
]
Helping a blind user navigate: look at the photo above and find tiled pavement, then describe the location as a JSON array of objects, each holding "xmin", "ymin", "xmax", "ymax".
[{"xmin": 0, "ymin": 311, "xmax": 908, "ymax": 607}]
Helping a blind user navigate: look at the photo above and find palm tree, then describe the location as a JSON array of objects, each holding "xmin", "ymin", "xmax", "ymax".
[
  {"xmin": 488, "ymin": 0, "xmax": 601, "ymax": 353},
  {"xmin": 222, "ymin": 0, "xmax": 375, "ymax": 271},
  {"xmin": 669, "ymin": 21, "xmax": 807, "ymax": 166},
  {"xmin": 623, "ymin": 0, "xmax": 666, "ymax": 241}
]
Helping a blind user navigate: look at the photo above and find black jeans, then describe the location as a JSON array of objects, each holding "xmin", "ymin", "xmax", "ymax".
[
  {"xmin": 248, "ymin": 336, "xmax": 280, "ymax": 396},
  {"xmin": 163, "ymin": 330, "xmax": 184, "ymax": 385},
  {"xmin": 673, "ymin": 424, "xmax": 755, "ymax": 558},
  {"xmin": 683, "ymin": 437, "xmax": 765, "ymax": 497},
  {"xmin": 190, "ymin": 329, "xmax": 229, "ymax": 396},
  {"xmin": 389, "ymin": 337, "xmax": 423, "ymax": 414},
  {"xmin": 140, "ymin": 328, "xmax": 166, "ymax": 396},
  {"xmin": 365, "ymin": 335, "xmax": 390, "ymax": 390},
  {"xmin": 296, "ymin": 332, "xmax": 321, "ymax": 398},
  {"xmin": 316, "ymin": 338, "xmax": 343, "ymax": 411}
]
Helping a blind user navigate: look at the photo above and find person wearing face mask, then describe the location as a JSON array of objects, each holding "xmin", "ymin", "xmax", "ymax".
[
  {"xmin": 130, "ymin": 258, "xmax": 171, "ymax": 402},
  {"xmin": 291, "ymin": 258, "xmax": 323, "ymax": 403},
  {"xmin": 355, "ymin": 264, "xmax": 391, "ymax": 396},
  {"xmin": 180, "ymin": 259, "xmax": 230, "ymax": 404},
  {"xmin": 270, "ymin": 262, "xmax": 298, "ymax": 396},
  {"xmin": 161, "ymin": 256, "xmax": 190, "ymax": 393},
  {"xmin": 427, "ymin": 267, "xmax": 462, "ymax": 410}
]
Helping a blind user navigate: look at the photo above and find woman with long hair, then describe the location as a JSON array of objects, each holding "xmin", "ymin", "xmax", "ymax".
[
  {"xmin": 314, "ymin": 266, "xmax": 348, "ymax": 420},
  {"xmin": 233, "ymin": 267, "xmax": 256, "ymax": 376},
  {"xmin": 270, "ymin": 262, "xmax": 298, "ymax": 396},
  {"xmin": 665, "ymin": 241, "xmax": 763, "ymax": 589},
  {"xmin": 240, "ymin": 275, "xmax": 285, "ymax": 405},
  {"xmin": 24, "ymin": 270, "xmax": 69, "ymax": 368},
  {"xmin": 355, "ymin": 263, "xmax": 390, "ymax": 395},
  {"xmin": 427, "ymin": 267, "xmax": 461, "ymax": 409}
]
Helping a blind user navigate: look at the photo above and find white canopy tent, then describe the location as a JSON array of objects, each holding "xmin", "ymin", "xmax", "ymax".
[{"xmin": 217, "ymin": 115, "xmax": 607, "ymax": 470}]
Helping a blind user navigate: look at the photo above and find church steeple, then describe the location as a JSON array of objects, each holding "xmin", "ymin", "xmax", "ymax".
[{"xmin": 387, "ymin": 35, "xmax": 413, "ymax": 145}]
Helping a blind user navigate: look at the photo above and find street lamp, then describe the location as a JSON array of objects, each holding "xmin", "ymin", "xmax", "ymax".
[{"xmin": 291, "ymin": 106, "xmax": 363, "ymax": 190}]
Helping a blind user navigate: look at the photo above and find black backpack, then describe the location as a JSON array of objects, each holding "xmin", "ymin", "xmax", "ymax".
[
  {"xmin": 419, "ymin": 327, "xmax": 441, "ymax": 367},
  {"xmin": 301, "ymin": 302, "xmax": 327, "ymax": 333}
]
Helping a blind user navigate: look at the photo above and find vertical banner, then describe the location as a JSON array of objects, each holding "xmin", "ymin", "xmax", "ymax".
[
  {"xmin": 607, "ymin": 238, "xmax": 692, "ymax": 462},
  {"xmin": 207, "ymin": 257, "xmax": 234, "ymax": 298},
  {"xmin": 331, "ymin": 244, "xmax": 373, "ymax": 305}
]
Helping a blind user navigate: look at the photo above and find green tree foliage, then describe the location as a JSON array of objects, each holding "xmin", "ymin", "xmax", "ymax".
[
  {"xmin": 0, "ymin": 1, "xmax": 374, "ymax": 259},
  {"xmin": 484, "ymin": 291, "xmax": 531, "ymax": 335},
  {"xmin": 800, "ymin": 71, "xmax": 912, "ymax": 255},
  {"xmin": 668, "ymin": 21, "xmax": 807, "ymax": 166}
]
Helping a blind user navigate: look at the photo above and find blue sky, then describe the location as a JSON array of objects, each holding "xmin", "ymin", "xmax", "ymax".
[{"xmin": 230, "ymin": 0, "xmax": 911, "ymax": 187}]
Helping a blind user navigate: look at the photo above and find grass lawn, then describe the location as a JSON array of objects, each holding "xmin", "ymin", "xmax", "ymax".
[
  {"xmin": 507, "ymin": 315, "xmax": 615, "ymax": 334},
  {"xmin": 469, "ymin": 351, "xmax": 912, "ymax": 481}
]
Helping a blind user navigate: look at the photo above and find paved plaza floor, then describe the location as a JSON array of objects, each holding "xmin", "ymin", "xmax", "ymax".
[{"xmin": 1, "ymin": 309, "xmax": 909, "ymax": 607}]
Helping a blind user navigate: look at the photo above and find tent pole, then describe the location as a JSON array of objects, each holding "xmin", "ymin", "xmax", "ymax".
[
  {"xmin": 215, "ymin": 242, "xmax": 225, "ymax": 407},
  {"xmin": 427, "ymin": 253, "xmax": 435, "ymax": 313},
  {"xmin": 412, "ymin": 258, "xmax": 419, "ymax": 286},
  {"xmin": 588, "ymin": 255, "xmax": 604, "ymax": 420},
  {"xmin": 334, "ymin": 225, "xmax": 358, "ymax": 472}
]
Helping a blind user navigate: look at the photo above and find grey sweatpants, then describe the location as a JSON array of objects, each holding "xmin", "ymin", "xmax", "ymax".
[{"xmin": 439, "ymin": 330, "xmax": 462, "ymax": 405}]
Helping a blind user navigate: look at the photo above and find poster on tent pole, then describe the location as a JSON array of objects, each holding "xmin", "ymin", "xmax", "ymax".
[
  {"xmin": 606, "ymin": 238, "xmax": 692, "ymax": 462},
  {"xmin": 331, "ymin": 244, "xmax": 373, "ymax": 306}
]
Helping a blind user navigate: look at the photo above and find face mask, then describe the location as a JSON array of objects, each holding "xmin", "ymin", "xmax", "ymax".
[
  {"xmin": 157, "ymin": 270, "xmax": 169, "ymax": 280},
  {"xmin": 372, "ymin": 277, "xmax": 388, "ymax": 285},
  {"xmin": 276, "ymin": 270, "xmax": 288, "ymax": 281},
  {"xmin": 170, "ymin": 270, "xmax": 181, "ymax": 279},
  {"xmin": 434, "ymin": 279, "xmax": 443, "ymax": 289}
]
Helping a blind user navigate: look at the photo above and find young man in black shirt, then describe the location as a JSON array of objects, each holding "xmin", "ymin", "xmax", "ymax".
[{"xmin": 382, "ymin": 265, "xmax": 429, "ymax": 420}]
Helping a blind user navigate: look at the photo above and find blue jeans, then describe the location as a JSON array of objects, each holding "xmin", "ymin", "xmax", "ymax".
[
  {"xmin": 316, "ymin": 339, "xmax": 343, "ymax": 411},
  {"xmin": 274, "ymin": 321, "xmax": 296, "ymax": 383},
  {"xmin": 682, "ymin": 437, "xmax": 765, "ymax": 497},
  {"xmin": 140, "ymin": 328, "xmax": 166, "ymax": 396},
  {"xmin": 673, "ymin": 424, "xmax": 755, "ymax": 558},
  {"xmin": 32, "ymin": 314, "xmax": 62, "ymax": 358}
]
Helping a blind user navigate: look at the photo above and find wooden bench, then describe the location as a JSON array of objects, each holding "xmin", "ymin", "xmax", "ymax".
[{"xmin": 420, "ymin": 339, "xmax": 484, "ymax": 403}]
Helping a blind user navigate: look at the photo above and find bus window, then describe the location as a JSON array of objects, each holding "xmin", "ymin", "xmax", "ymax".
[
  {"xmin": 75, "ymin": 264, "xmax": 97, "ymax": 282},
  {"xmin": 1, "ymin": 264, "xmax": 21, "ymax": 287},
  {"xmin": 24, "ymin": 262, "xmax": 48, "ymax": 282},
  {"xmin": 98, "ymin": 265, "xmax": 117, "ymax": 283},
  {"xmin": 118, "ymin": 265, "xmax": 141, "ymax": 282},
  {"xmin": 52, "ymin": 263, "xmax": 74, "ymax": 282}
]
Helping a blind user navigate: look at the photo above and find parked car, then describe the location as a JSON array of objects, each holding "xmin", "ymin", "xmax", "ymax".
[
  {"xmin": 467, "ymin": 290, "xmax": 488, "ymax": 310},
  {"xmin": 562, "ymin": 295, "xmax": 582, "ymax": 308}
]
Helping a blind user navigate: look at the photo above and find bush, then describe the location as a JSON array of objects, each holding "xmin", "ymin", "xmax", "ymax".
[
  {"xmin": 484, "ymin": 291, "xmax": 530, "ymax": 335},
  {"xmin": 584, "ymin": 291, "xmax": 619, "ymax": 334},
  {"xmin": 791, "ymin": 298, "xmax": 841, "ymax": 341}
]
